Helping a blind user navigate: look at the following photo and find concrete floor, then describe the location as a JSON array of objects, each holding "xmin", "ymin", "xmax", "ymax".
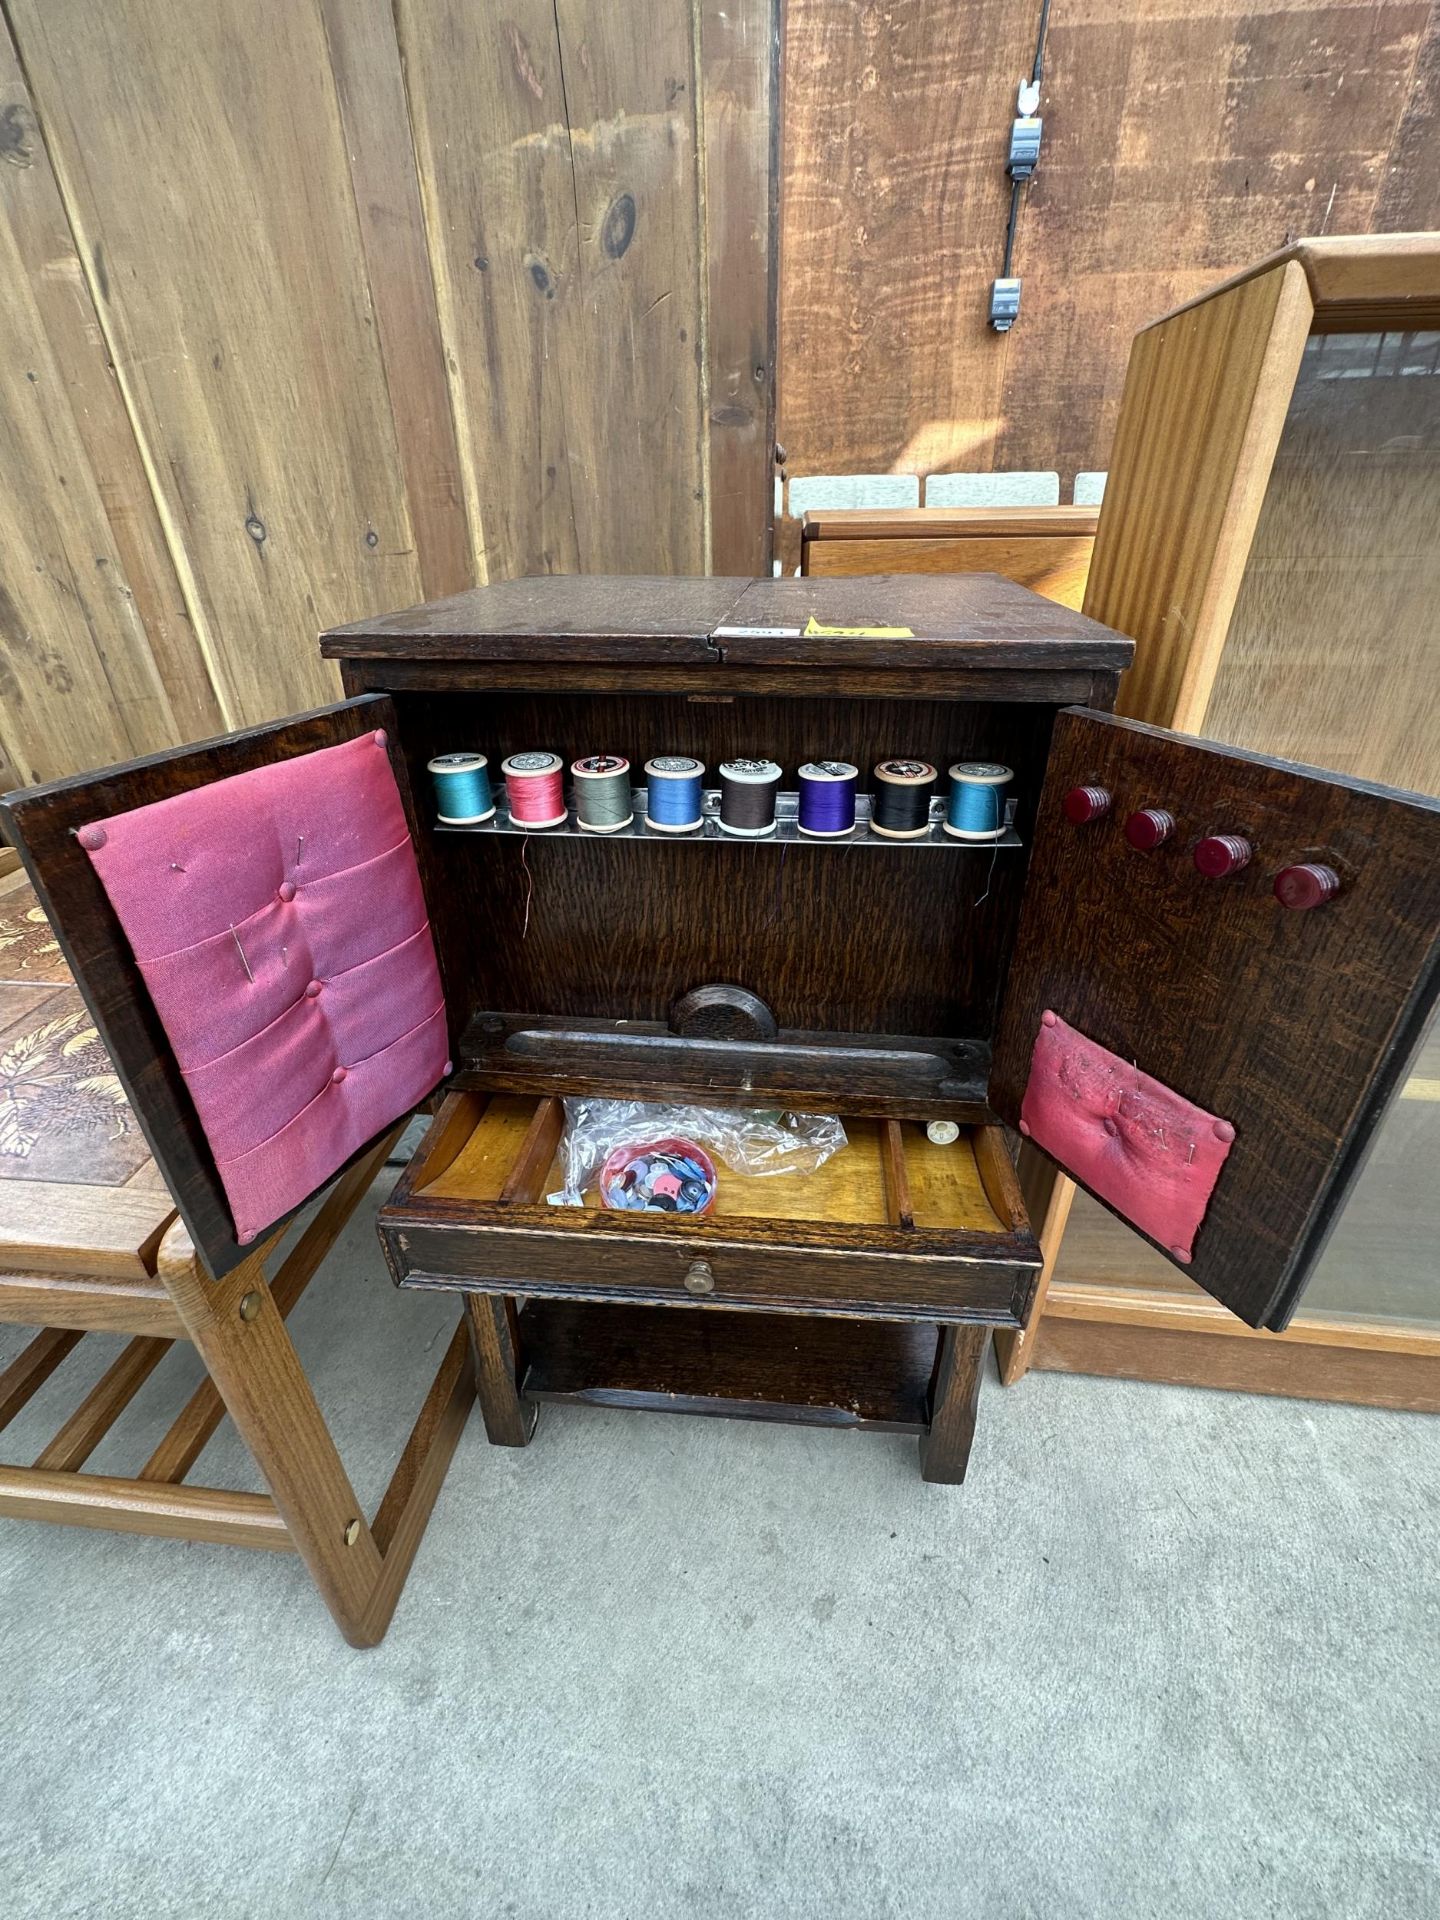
[{"xmin": 1, "ymin": 1167, "xmax": 1436, "ymax": 1919}]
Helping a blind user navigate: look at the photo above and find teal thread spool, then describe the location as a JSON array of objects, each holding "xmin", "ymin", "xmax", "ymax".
[
  {"xmin": 427, "ymin": 752, "xmax": 495, "ymax": 825},
  {"xmin": 944, "ymin": 762, "xmax": 1011, "ymax": 841}
]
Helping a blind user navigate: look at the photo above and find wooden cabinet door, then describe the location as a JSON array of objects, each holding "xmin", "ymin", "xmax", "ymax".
[
  {"xmin": 0, "ymin": 695, "xmax": 417, "ymax": 1280},
  {"xmin": 990, "ymin": 709, "xmax": 1440, "ymax": 1331}
]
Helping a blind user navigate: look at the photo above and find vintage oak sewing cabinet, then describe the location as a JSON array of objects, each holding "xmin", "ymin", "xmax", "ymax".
[{"xmin": 5, "ymin": 575, "xmax": 1439, "ymax": 1483}]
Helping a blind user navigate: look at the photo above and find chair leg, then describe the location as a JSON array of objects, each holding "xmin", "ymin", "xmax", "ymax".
[
  {"xmin": 918, "ymin": 1325, "xmax": 988, "ymax": 1485},
  {"xmin": 160, "ymin": 1220, "xmax": 386, "ymax": 1646},
  {"xmin": 465, "ymin": 1294, "xmax": 537, "ymax": 1447}
]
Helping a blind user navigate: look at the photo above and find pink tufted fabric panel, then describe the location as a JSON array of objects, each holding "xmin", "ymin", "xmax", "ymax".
[
  {"xmin": 79, "ymin": 730, "xmax": 449, "ymax": 1245},
  {"xmin": 1018, "ymin": 1010, "xmax": 1234, "ymax": 1263}
]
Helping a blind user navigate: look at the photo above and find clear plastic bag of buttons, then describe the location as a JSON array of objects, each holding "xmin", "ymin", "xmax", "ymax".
[{"xmin": 546, "ymin": 1098, "xmax": 848, "ymax": 1209}]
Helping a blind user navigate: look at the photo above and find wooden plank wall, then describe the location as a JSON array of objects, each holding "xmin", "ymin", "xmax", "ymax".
[
  {"xmin": 779, "ymin": 0, "xmax": 1440, "ymax": 515},
  {"xmin": 0, "ymin": 0, "xmax": 778, "ymax": 789}
]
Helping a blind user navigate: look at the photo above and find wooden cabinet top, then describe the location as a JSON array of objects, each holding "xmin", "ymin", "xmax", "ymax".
[{"xmin": 323, "ymin": 573, "xmax": 1135, "ymax": 674}]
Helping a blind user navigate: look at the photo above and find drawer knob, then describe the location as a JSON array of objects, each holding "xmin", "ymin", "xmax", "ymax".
[
  {"xmin": 1274, "ymin": 863, "xmax": 1340, "ymax": 910},
  {"xmin": 1063, "ymin": 785, "xmax": 1110, "ymax": 824},
  {"xmin": 683, "ymin": 1260, "xmax": 715, "ymax": 1295},
  {"xmin": 1124, "ymin": 807, "xmax": 1175, "ymax": 851},
  {"xmin": 1194, "ymin": 833, "xmax": 1252, "ymax": 878}
]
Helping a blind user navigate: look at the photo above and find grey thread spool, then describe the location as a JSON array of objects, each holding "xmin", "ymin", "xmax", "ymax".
[
  {"xmin": 571, "ymin": 754, "xmax": 633, "ymax": 833},
  {"xmin": 718, "ymin": 758, "xmax": 782, "ymax": 836}
]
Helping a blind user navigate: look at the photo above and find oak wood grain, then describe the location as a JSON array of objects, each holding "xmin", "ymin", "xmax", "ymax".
[
  {"xmin": 520, "ymin": 1298, "xmax": 943, "ymax": 1431},
  {"xmin": 990, "ymin": 709, "xmax": 1440, "ymax": 1332},
  {"xmin": 0, "ymin": 1467, "xmax": 293, "ymax": 1551}
]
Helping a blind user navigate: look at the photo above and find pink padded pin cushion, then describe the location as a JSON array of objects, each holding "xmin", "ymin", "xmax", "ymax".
[
  {"xmin": 78, "ymin": 730, "xmax": 449, "ymax": 1245},
  {"xmin": 1018, "ymin": 1010, "xmax": 1234, "ymax": 1263}
]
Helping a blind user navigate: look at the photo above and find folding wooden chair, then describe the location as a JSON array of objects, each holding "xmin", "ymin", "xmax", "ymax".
[{"xmin": 0, "ymin": 863, "xmax": 471, "ymax": 1646}]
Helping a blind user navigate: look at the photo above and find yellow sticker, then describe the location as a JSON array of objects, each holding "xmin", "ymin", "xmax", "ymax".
[{"xmin": 803, "ymin": 615, "xmax": 914, "ymax": 638}]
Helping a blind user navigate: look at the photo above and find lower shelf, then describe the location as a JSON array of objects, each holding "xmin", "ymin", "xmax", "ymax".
[{"xmin": 518, "ymin": 1299, "xmax": 942, "ymax": 1432}]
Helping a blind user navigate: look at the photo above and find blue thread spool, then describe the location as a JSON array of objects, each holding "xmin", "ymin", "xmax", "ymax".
[
  {"xmin": 944, "ymin": 762, "xmax": 1012, "ymax": 841},
  {"xmin": 644, "ymin": 756, "xmax": 705, "ymax": 832},
  {"xmin": 797, "ymin": 761, "xmax": 859, "ymax": 837},
  {"xmin": 427, "ymin": 752, "xmax": 495, "ymax": 825}
]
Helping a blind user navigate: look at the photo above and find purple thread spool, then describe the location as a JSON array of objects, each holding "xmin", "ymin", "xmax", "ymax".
[{"xmin": 797, "ymin": 761, "xmax": 859, "ymax": 837}]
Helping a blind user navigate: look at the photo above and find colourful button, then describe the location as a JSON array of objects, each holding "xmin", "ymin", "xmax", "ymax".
[
  {"xmin": 1274, "ymin": 863, "xmax": 1340, "ymax": 910},
  {"xmin": 1124, "ymin": 808, "xmax": 1175, "ymax": 851},
  {"xmin": 1063, "ymin": 785, "xmax": 1111, "ymax": 824},
  {"xmin": 78, "ymin": 824, "xmax": 107, "ymax": 851},
  {"xmin": 330, "ymin": 1066, "xmax": 347, "ymax": 1085},
  {"xmin": 278, "ymin": 880, "xmax": 297, "ymax": 902},
  {"xmin": 1194, "ymin": 834, "xmax": 1251, "ymax": 878},
  {"xmin": 305, "ymin": 979, "xmax": 323, "ymax": 999}
]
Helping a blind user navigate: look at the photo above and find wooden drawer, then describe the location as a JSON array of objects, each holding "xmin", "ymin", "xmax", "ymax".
[{"xmin": 379, "ymin": 1092, "xmax": 1040, "ymax": 1325}]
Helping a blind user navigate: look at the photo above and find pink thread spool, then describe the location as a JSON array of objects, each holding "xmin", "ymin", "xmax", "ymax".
[{"xmin": 502, "ymin": 751, "xmax": 567, "ymax": 828}]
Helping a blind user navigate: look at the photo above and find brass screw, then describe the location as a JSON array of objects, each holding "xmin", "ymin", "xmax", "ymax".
[
  {"xmin": 343, "ymin": 1519, "xmax": 361, "ymax": 1547},
  {"xmin": 238, "ymin": 1291, "xmax": 262, "ymax": 1322}
]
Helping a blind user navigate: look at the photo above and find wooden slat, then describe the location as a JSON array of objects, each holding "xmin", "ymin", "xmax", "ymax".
[
  {"xmin": 370, "ymin": 1319, "xmax": 471, "ymax": 1557},
  {"xmin": 0, "ymin": 1466, "xmax": 293, "ymax": 1550},
  {"xmin": 139, "ymin": 1127, "xmax": 401, "ymax": 1484},
  {"xmin": 0, "ymin": 1270, "xmax": 183, "ymax": 1339},
  {"xmin": 1086, "ymin": 262, "xmax": 1315, "ymax": 732},
  {"xmin": 1042, "ymin": 1283, "xmax": 1440, "ymax": 1357},
  {"xmin": 33, "ymin": 1334, "xmax": 171, "ymax": 1471},
  {"xmin": 972, "ymin": 1128, "xmax": 1027, "ymax": 1236},
  {"xmin": 1028, "ymin": 1314, "xmax": 1440, "ymax": 1415},
  {"xmin": 803, "ymin": 508, "xmax": 1100, "ymax": 542},
  {"xmin": 397, "ymin": 0, "xmax": 711, "ymax": 577},
  {"xmin": 804, "ymin": 534, "xmax": 1093, "ymax": 608},
  {"xmin": 0, "ymin": 1326, "xmax": 81, "ymax": 1432},
  {"xmin": 496, "ymin": 1096, "xmax": 564, "ymax": 1205},
  {"xmin": 699, "ymin": 0, "xmax": 778, "ymax": 574},
  {"xmin": 10, "ymin": 0, "xmax": 427, "ymax": 725},
  {"xmin": 879, "ymin": 1120, "xmax": 914, "ymax": 1231},
  {"xmin": 0, "ymin": 1179, "xmax": 177, "ymax": 1279},
  {"xmin": 0, "ymin": 17, "xmax": 218, "ymax": 788},
  {"xmin": 315, "ymin": 0, "xmax": 471, "ymax": 600}
]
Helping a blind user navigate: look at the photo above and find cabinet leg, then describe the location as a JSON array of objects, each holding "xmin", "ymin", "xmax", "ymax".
[
  {"xmin": 918, "ymin": 1325, "xmax": 988, "ymax": 1484},
  {"xmin": 464, "ymin": 1295, "xmax": 536, "ymax": 1448}
]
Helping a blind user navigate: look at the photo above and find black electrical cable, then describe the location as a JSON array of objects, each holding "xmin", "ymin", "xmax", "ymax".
[
  {"xmin": 1031, "ymin": 0, "xmax": 1052, "ymax": 84},
  {"xmin": 1001, "ymin": 178, "xmax": 1022, "ymax": 277}
]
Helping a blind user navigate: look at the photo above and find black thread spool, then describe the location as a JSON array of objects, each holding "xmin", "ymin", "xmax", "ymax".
[
  {"xmin": 870, "ymin": 759, "xmax": 937, "ymax": 839},
  {"xmin": 718, "ymin": 758, "xmax": 782, "ymax": 837}
]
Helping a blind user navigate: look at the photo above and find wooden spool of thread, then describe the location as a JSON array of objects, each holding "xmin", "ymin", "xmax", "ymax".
[
  {"xmin": 502, "ymin": 751, "xmax": 567, "ymax": 828},
  {"xmin": 870, "ymin": 759, "xmax": 937, "ymax": 839},
  {"xmin": 944, "ymin": 763, "xmax": 1012, "ymax": 841},
  {"xmin": 718, "ymin": 759, "xmax": 782, "ymax": 836},
  {"xmin": 427, "ymin": 752, "xmax": 494, "ymax": 825},
  {"xmin": 796, "ymin": 761, "xmax": 858, "ymax": 837},
  {"xmin": 571, "ymin": 755, "xmax": 633, "ymax": 833},
  {"xmin": 644, "ymin": 756, "xmax": 705, "ymax": 832}
]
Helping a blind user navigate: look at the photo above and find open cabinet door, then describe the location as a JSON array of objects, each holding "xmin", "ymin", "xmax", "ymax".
[
  {"xmin": 0, "ymin": 694, "xmax": 443, "ymax": 1282},
  {"xmin": 990, "ymin": 710, "xmax": 1440, "ymax": 1332}
]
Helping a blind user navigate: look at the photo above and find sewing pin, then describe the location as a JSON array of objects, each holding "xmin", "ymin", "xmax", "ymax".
[{"xmin": 229, "ymin": 922, "xmax": 254, "ymax": 983}]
